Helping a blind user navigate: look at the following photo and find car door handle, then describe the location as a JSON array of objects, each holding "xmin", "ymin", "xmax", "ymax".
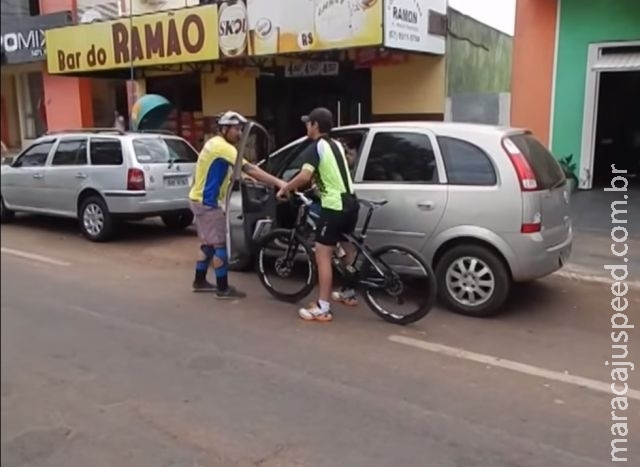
[
  {"xmin": 417, "ymin": 200, "xmax": 435, "ymax": 210},
  {"xmin": 32, "ymin": 173, "xmax": 44, "ymax": 179},
  {"xmin": 75, "ymin": 172, "xmax": 88, "ymax": 179}
]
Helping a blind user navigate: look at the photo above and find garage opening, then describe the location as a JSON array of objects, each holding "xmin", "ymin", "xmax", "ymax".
[{"xmin": 591, "ymin": 49, "xmax": 640, "ymax": 187}]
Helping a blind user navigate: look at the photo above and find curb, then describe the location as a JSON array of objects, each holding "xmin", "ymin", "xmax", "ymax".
[{"xmin": 553, "ymin": 266, "xmax": 640, "ymax": 290}]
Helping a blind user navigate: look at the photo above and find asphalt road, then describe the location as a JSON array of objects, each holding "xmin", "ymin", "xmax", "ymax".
[{"xmin": 1, "ymin": 218, "xmax": 639, "ymax": 467}]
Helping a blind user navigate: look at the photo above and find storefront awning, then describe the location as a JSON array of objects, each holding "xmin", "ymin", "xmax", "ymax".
[{"xmin": 592, "ymin": 52, "xmax": 640, "ymax": 71}]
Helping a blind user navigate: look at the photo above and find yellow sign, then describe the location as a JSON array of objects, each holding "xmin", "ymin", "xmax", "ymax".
[
  {"xmin": 246, "ymin": 0, "xmax": 382, "ymax": 56},
  {"xmin": 46, "ymin": 5, "xmax": 219, "ymax": 74}
]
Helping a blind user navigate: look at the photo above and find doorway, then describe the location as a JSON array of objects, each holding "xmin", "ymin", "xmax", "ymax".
[
  {"xmin": 592, "ymin": 70, "xmax": 640, "ymax": 187},
  {"xmin": 580, "ymin": 41, "xmax": 640, "ymax": 189},
  {"xmin": 257, "ymin": 65, "xmax": 371, "ymax": 147}
]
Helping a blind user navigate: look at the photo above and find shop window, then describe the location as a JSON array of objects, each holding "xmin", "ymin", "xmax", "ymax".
[
  {"xmin": 363, "ymin": 132, "xmax": 438, "ymax": 184},
  {"xmin": 90, "ymin": 138, "xmax": 123, "ymax": 165},
  {"xmin": 17, "ymin": 72, "xmax": 46, "ymax": 140},
  {"xmin": 14, "ymin": 141, "xmax": 54, "ymax": 167},
  {"xmin": 52, "ymin": 139, "xmax": 88, "ymax": 166},
  {"xmin": 438, "ymin": 137, "xmax": 497, "ymax": 186}
]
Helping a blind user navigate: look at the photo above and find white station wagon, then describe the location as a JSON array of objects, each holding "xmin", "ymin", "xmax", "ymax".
[{"xmin": 1, "ymin": 129, "xmax": 198, "ymax": 241}]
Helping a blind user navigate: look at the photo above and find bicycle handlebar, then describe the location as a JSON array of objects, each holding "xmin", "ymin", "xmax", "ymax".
[{"xmin": 293, "ymin": 191, "xmax": 314, "ymax": 207}]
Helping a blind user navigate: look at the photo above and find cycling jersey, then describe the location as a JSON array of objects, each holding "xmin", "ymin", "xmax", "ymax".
[
  {"xmin": 300, "ymin": 138, "xmax": 355, "ymax": 211},
  {"xmin": 189, "ymin": 136, "xmax": 247, "ymax": 208}
]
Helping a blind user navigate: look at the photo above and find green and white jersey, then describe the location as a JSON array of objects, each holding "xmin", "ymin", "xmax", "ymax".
[{"xmin": 300, "ymin": 138, "xmax": 355, "ymax": 211}]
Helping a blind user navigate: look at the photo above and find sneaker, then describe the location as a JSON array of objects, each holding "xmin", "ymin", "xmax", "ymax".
[
  {"xmin": 298, "ymin": 303, "xmax": 333, "ymax": 322},
  {"xmin": 215, "ymin": 286, "xmax": 247, "ymax": 300},
  {"xmin": 331, "ymin": 289, "xmax": 358, "ymax": 306},
  {"xmin": 192, "ymin": 280, "xmax": 217, "ymax": 293}
]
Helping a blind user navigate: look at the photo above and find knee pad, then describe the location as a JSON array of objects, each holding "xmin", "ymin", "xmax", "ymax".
[
  {"xmin": 214, "ymin": 247, "xmax": 228, "ymax": 277},
  {"xmin": 199, "ymin": 244, "xmax": 215, "ymax": 261},
  {"xmin": 197, "ymin": 245, "xmax": 216, "ymax": 271}
]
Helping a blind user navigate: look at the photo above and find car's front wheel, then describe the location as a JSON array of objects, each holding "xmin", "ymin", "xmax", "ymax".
[
  {"xmin": 79, "ymin": 196, "xmax": 115, "ymax": 242},
  {"xmin": 0, "ymin": 196, "xmax": 15, "ymax": 223},
  {"xmin": 436, "ymin": 244, "xmax": 511, "ymax": 317},
  {"xmin": 161, "ymin": 210, "xmax": 194, "ymax": 230}
]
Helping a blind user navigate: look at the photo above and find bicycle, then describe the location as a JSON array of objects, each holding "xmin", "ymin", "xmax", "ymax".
[{"xmin": 255, "ymin": 192, "xmax": 437, "ymax": 325}]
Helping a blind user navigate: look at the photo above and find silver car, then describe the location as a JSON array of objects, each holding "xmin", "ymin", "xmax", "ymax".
[
  {"xmin": 1, "ymin": 129, "xmax": 198, "ymax": 241},
  {"xmin": 230, "ymin": 122, "xmax": 572, "ymax": 317}
]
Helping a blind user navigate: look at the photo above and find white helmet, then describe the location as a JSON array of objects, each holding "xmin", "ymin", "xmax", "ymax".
[{"xmin": 217, "ymin": 111, "xmax": 247, "ymax": 127}]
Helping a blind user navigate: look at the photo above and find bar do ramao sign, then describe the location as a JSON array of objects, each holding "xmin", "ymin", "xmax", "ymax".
[{"xmin": 45, "ymin": 5, "xmax": 219, "ymax": 74}]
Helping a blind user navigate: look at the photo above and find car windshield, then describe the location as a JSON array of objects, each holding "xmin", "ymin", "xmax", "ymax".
[{"xmin": 133, "ymin": 137, "xmax": 198, "ymax": 164}]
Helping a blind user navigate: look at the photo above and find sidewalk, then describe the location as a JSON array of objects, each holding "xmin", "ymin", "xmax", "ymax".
[{"xmin": 556, "ymin": 229, "xmax": 640, "ymax": 289}]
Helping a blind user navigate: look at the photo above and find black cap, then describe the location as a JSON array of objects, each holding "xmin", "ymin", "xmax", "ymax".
[{"xmin": 301, "ymin": 107, "xmax": 334, "ymax": 133}]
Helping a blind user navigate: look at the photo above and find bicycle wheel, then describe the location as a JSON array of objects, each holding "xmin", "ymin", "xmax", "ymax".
[
  {"xmin": 362, "ymin": 244, "xmax": 436, "ymax": 325},
  {"xmin": 256, "ymin": 228, "xmax": 317, "ymax": 303}
]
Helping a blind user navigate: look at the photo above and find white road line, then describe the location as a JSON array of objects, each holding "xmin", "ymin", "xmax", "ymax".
[
  {"xmin": 1, "ymin": 247, "xmax": 71, "ymax": 267},
  {"xmin": 389, "ymin": 335, "xmax": 640, "ymax": 400}
]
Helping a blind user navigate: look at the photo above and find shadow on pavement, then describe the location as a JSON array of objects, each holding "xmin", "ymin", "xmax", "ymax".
[{"xmin": 5, "ymin": 214, "xmax": 196, "ymax": 244}]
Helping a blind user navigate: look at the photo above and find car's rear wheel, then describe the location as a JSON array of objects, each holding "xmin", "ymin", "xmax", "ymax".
[
  {"xmin": 161, "ymin": 210, "xmax": 194, "ymax": 230},
  {"xmin": 0, "ymin": 196, "xmax": 15, "ymax": 223},
  {"xmin": 79, "ymin": 196, "xmax": 114, "ymax": 242},
  {"xmin": 436, "ymin": 244, "xmax": 510, "ymax": 317}
]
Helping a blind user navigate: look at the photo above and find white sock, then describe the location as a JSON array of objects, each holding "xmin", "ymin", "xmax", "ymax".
[{"xmin": 317, "ymin": 300, "xmax": 331, "ymax": 313}]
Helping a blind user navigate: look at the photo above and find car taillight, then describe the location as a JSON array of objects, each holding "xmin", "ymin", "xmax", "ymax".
[
  {"xmin": 502, "ymin": 137, "xmax": 538, "ymax": 191},
  {"xmin": 127, "ymin": 168, "xmax": 145, "ymax": 191},
  {"xmin": 521, "ymin": 223, "xmax": 541, "ymax": 234}
]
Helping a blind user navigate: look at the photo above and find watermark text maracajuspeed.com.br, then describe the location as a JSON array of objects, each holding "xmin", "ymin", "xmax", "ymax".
[{"xmin": 604, "ymin": 164, "xmax": 634, "ymax": 462}]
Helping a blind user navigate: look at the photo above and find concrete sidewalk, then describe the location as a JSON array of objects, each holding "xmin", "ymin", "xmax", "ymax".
[{"xmin": 556, "ymin": 229, "xmax": 640, "ymax": 289}]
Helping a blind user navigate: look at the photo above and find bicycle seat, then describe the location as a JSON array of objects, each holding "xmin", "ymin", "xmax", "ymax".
[{"xmin": 358, "ymin": 198, "xmax": 388, "ymax": 209}]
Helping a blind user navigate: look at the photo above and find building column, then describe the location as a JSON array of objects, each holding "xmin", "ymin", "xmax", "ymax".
[
  {"xmin": 40, "ymin": 0, "xmax": 94, "ymax": 131},
  {"xmin": 511, "ymin": 0, "xmax": 558, "ymax": 145}
]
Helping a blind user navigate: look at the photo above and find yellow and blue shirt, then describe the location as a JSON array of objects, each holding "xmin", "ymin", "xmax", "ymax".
[{"xmin": 189, "ymin": 136, "xmax": 247, "ymax": 208}]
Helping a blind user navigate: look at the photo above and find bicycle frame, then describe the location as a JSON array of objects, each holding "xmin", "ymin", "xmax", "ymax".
[{"xmin": 289, "ymin": 193, "xmax": 392, "ymax": 291}]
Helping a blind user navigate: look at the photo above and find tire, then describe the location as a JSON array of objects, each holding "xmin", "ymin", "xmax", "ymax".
[
  {"xmin": 161, "ymin": 210, "xmax": 194, "ymax": 230},
  {"xmin": 0, "ymin": 196, "xmax": 15, "ymax": 223},
  {"xmin": 79, "ymin": 195, "xmax": 115, "ymax": 242},
  {"xmin": 363, "ymin": 244, "xmax": 437, "ymax": 325},
  {"xmin": 435, "ymin": 244, "xmax": 511, "ymax": 318},
  {"xmin": 256, "ymin": 228, "xmax": 317, "ymax": 303}
]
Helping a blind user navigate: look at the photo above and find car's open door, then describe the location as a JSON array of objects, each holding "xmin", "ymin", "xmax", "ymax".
[{"xmin": 224, "ymin": 121, "xmax": 276, "ymax": 260}]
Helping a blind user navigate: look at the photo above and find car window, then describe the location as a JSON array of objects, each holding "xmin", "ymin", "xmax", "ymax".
[
  {"xmin": 90, "ymin": 138, "xmax": 123, "ymax": 166},
  {"xmin": 133, "ymin": 137, "xmax": 198, "ymax": 164},
  {"xmin": 278, "ymin": 139, "xmax": 314, "ymax": 180},
  {"xmin": 509, "ymin": 134, "xmax": 565, "ymax": 189},
  {"xmin": 363, "ymin": 132, "xmax": 438, "ymax": 183},
  {"xmin": 331, "ymin": 130, "xmax": 367, "ymax": 175},
  {"xmin": 52, "ymin": 139, "xmax": 88, "ymax": 166},
  {"xmin": 438, "ymin": 137, "xmax": 497, "ymax": 186},
  {"xmin": 14, "ymin": 141, "xmax": 54, "ymax": 168}
]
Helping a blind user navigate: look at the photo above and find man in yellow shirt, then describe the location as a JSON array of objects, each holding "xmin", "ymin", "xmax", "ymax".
[{"xmin": 189, "ymin": 111, "xmax": 285, "ymax": 298}]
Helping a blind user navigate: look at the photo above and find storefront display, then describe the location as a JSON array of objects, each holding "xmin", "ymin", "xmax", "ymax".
[{"xmin": 246, "ymin": 0, "xmax": 383, "ymax": 55}]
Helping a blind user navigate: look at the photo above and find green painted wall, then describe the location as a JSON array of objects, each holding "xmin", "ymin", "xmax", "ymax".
[
  {"xmin": 551, "ymin": 0, "xmax": 640, "ymax": 163},
  {"xmin": 446, "ymin": 8, "xmax": 513, "ymax": 95}
]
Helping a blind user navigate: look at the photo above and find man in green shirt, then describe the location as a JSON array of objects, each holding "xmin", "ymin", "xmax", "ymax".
[{"xmin": 277, "ymin": 108, "xmax": 359, "ymax": 322}]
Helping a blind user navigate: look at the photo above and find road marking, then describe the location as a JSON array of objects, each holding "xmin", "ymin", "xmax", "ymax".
[
  {"xmin": 389, "ymin": 335, "xmax": 640, "ymax": 400},
  {"xmin": 1, "ymin": 247, "xmax": 71, "ymax": 267}
]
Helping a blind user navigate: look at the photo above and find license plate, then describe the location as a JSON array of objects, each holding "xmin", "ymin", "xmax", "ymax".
[{"xmin": 165, "ymin": 176, "xmax": 189, "ymax": 187}]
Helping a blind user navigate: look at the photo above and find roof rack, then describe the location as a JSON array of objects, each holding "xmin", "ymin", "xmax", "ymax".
[{"xmin": 45, "ymin": 128, "xmax": 126, "ymax": 136}]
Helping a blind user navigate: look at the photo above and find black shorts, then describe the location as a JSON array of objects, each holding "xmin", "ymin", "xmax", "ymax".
[{"xmin": 316, "ymin": 207, "xmax": 359, "ymax": 246}]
